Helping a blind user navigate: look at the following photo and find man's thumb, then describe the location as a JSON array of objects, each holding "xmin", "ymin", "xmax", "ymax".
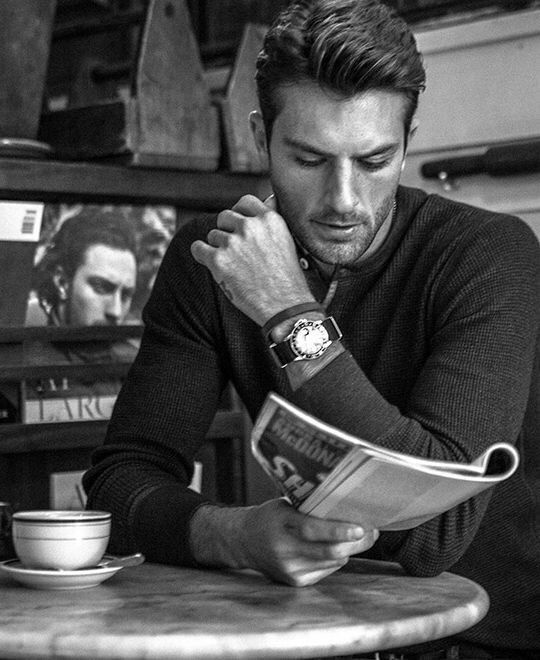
[{"xmin": 264, "ymin": 193, "xmax": 277, "ymax": 211}]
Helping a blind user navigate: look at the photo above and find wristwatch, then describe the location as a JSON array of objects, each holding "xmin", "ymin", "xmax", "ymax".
[{"xmin": 269, "ymin": 317, "xmax": 342, "ymax": 367}]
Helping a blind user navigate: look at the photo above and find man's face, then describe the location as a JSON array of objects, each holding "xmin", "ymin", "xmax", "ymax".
[
  {"xmin": 66, "ymin": 244, "xmax": 137, "ymax": 326},
  {"xmin": 259, "ymin": 83, "xmax": 409, "ymax": 267}
]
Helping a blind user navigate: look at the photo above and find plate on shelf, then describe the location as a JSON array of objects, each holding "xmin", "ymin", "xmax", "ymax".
[
  {"xmin": 0, "ymin": 555, "xmax": 123, "ymax": 590},
  {"xmin": 0, "ymin": 138, "xmax": 54, "ymax": 159}
]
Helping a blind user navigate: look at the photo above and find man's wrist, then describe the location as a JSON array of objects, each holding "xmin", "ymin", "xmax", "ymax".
[
  {"xmin": 261, "ymin": 301, "xmax": 323, "ymax": 341},
  {"xmin": 189, "ymin": 503, "xmax": 252, "ymax": 569},
  {"xmin": 268, "ymin": 313, "xmax": 345, "ymax": 389}
]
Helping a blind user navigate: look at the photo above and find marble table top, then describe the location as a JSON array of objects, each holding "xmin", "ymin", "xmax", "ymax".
[{"xmin": 0, "ymin": 558, "xmax": 489, "ymax": 659}]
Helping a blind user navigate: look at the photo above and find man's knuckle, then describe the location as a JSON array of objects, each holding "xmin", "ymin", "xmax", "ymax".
[
  {"xmin": 300, "ymin": 520, "xmax": 317, "ymax": 541},
  {"xmin": 327, "ymin": 545, "xmax": 347, "ymax": 561}
]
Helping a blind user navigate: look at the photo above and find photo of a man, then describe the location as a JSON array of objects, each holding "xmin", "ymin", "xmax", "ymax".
[
  {"xmin": 25, "ymin": 203, "xmax": 176, "ymax": 328},
  {"xmin": 26, "ymin": 207, "xmax": 138, "ymax": 328}
]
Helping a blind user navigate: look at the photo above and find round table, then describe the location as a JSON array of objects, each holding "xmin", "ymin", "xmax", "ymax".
[{"xmin": 0, "ymin": 558, "xmax": 489, "ymax": 659}]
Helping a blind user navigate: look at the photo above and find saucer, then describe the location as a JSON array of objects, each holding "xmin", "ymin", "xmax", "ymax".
[{"xmin": 0, "ymin": 555, "xmax": 123, "ymax": 590}]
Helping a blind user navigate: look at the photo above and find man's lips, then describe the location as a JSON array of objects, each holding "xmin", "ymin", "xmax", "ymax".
[
  {"xmin": 314, "ymin": 220, "xmax": 359, "ymax": 233},
  {"xmin": 311, "ymin": 223, "xmax": 360, "ymax": 244},
  {"xmin": 320, "ymin": 223, "xmax": 357, "ymax": 228}
]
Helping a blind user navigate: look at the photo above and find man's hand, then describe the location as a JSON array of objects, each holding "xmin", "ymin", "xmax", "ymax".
[
  {"xmin": 190, "ymin": 195, "xmax": 315, "ymax": 326},
  {"xmin": 190, "ymin": 499, "xmax": 379, "ymax": 587}
]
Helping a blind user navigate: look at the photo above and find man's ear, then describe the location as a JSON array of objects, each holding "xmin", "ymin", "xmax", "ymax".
[
  {"xmin": 52, "ymin": 266, "xmax": 69, "ymax": 302},
  {"xmin": 402, "ymin": 120, "xmax": 419, "ymax": 171},
  {"xmin": 405, "ymin": 119, "xmax": 419, "ymax": 153},
  {"xmin": 249, "ymin": 110, "xmax": 267, "ymax": 156},
  {"xmin": 408, "ymin": 119, "xmax": 418, "ymax": 144}
]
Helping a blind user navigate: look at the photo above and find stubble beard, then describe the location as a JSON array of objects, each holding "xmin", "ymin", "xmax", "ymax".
[{"xmin": 287, "ymin": 192, "xmax": 396, "ymax": 268}]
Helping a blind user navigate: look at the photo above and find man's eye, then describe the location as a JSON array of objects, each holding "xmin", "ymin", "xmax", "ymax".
[
  {"xmin": 295, "ymin": 156, "xmax": 325, "ymax": 168},
  {"xmin": 89, "ymin": 278, "xmax": 115, "ymax": 295},
  {"xmin": 360, "ymin": 158, "xmax": 391, "ymax": 171}
]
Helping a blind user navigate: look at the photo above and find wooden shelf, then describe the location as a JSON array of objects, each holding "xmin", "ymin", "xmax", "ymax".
[
  {"xmin": 0, "ymin": 410, "xmax": 246, "ymax": 454},
  {"xmin": 0, "ymin": 325, "xmax": 144, "ymax": 343},
  {"xmin": 0, "ymin": 157, "xmax": 270, "ymax": 209},
  {"xmin": 0, "ymin": 362, "xmax": 130, "ymax": 382},
  {"xmin": 0, "ymin": 326, "xmax": 141, "ymax": 380}
]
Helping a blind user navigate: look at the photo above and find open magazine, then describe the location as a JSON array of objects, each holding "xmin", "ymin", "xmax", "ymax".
[{"xmin": 251, "ymin": 392, "xmax": 519, "ymax": 531}]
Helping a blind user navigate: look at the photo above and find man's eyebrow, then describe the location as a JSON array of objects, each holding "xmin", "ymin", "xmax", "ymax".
[
  {"xmin": 284, "ymin": 137, "xmax": 331, "ymax": 157},
  {"xmin": 283, "ymin": 136, "xmax": 399, "ymax": 158}
]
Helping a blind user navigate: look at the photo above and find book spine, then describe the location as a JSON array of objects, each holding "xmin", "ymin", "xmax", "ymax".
[
  {"xmin": 23, "ymin": 393, "xmax": 118, "ymax": 424},
  {"xmin": 21, "ymin": 378, "xmax": 119, "ymax": 424}
]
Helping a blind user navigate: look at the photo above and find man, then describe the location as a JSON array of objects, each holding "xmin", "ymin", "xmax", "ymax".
[
  {"xmin": 84, "ymin": 1, "xmax": 539, "ymax": 657},
  {"xmin": 27, "ymin": 207, "xmax": 138, "ymax": 329}
]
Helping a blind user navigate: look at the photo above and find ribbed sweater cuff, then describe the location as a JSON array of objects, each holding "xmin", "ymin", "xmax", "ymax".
[{"xmin": 134, "ymin": 484, "xmax": 211, "ymax": 566}]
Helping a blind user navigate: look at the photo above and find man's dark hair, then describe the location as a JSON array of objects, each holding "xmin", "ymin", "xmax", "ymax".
[
  {"xmin": 34, "ymin": 207, "xmax": 137, "ymax": 313},
  {"xmin": 256, "ymin": 0, "xmax": 426, "ymax": 138}
]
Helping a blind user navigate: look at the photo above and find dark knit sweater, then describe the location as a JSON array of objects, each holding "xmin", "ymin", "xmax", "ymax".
[{"xmin": 84, "ymin": 186, "xmax": 540, "ymax": 650}]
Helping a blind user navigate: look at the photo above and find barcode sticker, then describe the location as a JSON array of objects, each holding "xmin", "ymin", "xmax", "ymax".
[{"xmin": 0, "ymin": 201, "xmax": 44, "ymax": 242}]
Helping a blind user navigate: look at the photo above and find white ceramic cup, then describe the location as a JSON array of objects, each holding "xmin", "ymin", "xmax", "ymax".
[{"xmin": 12, "ymin": 510, "xmax": 111, "ymax": 570}]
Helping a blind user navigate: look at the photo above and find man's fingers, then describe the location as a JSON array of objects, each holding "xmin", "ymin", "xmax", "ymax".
[
  {"xmin": 216, "ymin": 209, "xmax": 245, "ymax": 232},
  {"xmin": 216, "ymin": 195, "xmax": 278, "ymax": 237},
  {"xmin": 283, "ymin": 561, "xmax": 347, "ymax": 587},
  {"xmin": 288, "ymin": 512, "xmax": 366, "ymax": 543},
  {"xmin": 231, "ymin": 194, "xmax": 267, "ymax": 215},
  {"xmin": 293, "ymin": 538, "xmax": 368, "ymax": 562},
  {"xmin": 190, "ymin": 239, "xmax": 214, "ymax": 266},
  {"xmin": 206, "ymin": 228, "xmax": 230, "ymax": 248}
]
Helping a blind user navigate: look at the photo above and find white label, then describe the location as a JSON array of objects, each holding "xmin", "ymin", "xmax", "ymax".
[
  {"xmin": 24, "ymin": 395, "xmax": 117, "ymax": 423},
  {"xmin": 0, "ymin": 201, "xmax": 44, "ymax": 242}
]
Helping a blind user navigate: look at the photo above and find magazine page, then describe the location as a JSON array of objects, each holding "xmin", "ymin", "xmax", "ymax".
[
  {"xmin": 251, "ymin": 392, "xmax": 519, "ymax": 530},
  {"xmin": 300, "ymin": 443, "xmax": 518, "ymax": 530},
  {"xmin": 251, "ymin": 393, "xmax": 357, "ymax": 507}
]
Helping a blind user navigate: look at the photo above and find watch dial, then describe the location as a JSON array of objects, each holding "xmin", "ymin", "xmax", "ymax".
[{"xmin": 291, "ymin": 322, "xmax": 329, "ymax": 359}]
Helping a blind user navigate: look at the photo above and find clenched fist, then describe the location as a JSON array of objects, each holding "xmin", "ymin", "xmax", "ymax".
[{"xmin": 190, "ymin": 195, "xmax": 316, "ymax": 326}]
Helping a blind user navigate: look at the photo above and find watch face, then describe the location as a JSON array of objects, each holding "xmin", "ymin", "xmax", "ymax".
[{"xmin": 290, "ymin": 320, "xmax": 330, "ymax": 359}]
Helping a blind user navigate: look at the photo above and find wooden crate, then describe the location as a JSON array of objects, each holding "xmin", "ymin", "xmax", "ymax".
[{"xmin": 39, "ymin": 0, "xmax": 220, "ymax": 171}]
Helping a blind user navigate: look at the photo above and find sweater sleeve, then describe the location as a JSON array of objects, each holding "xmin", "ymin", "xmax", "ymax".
[
  {"xmin": 83, "ymin": 218, "xmax": 228, "ymax": 566},
  {"xmin": 290, "ymin": 213, "xmax": 540, "ymax": 575}
]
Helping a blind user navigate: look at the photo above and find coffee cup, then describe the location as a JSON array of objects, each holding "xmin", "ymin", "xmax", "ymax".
[{"xmin": 12, "ymin": 510, "xmax": 111, "ymax": 570}]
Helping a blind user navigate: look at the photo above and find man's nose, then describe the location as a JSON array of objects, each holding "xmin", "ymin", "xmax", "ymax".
[
  {"xmin": 325, "ymin": 160, "xmax": 357, "ymax": 215},
  {"xmin": 105, "ymin": 291, "xmax": 123, "ymax": 323}
]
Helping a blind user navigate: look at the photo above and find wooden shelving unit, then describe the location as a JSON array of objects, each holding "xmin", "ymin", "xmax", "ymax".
[{"xmin": 0, "ymin": 157, "xmax": 263, "ymax": 508}]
